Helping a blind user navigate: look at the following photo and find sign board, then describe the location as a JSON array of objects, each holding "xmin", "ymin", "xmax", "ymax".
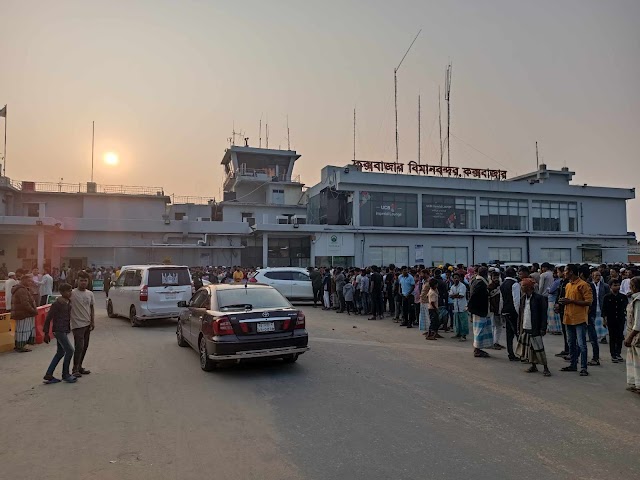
[
  {"xmin": 423, "ymin": 196, "xmax": 468, "ymax": 229},
  {"xmin": 327, "ymin": 234, "xmax": 342, "ymax": 255},
  {"xmin": 415, "ymin": 245, "xmax": 424, "ymax": 264},
  {"xmin": 93, "ymin": 279, "xmax": 105, "ymax": 291},
  {"xmin": 46, "ymin": 294, "xmax": 61, "ymax": 305}
]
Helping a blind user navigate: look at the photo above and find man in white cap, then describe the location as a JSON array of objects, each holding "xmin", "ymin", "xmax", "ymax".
[{"xmin": 5, "ymin": 271, "xmax": 18, "ymax": 314}]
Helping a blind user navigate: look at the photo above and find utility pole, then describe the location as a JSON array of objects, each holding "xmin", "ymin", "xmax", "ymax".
[
  {"xmin": 91, "ymin": 121, "xmax": 95, "ymax": 183},
  {"xmin": 445, "ymin": 63, "xmax": 452, "ymax": 167},
  {"xmin": 417, "ymin": 95, "xmax": 421, "ymax": 164},
  {"xmin": 394, "ymin": 29, "xmax": 421, "ymax": 163},
  {"xmin": 259, "ymin": 115, "xmax": 262, "ymax": 148},
  {"xmin": 536, "ymin": 141, "xmax": 539, "ymax": 168},
  {"xmin": 353, "ymin": 107, "xmax": 356, "ymax": 162},
  {"xmin": 438, "ymin": 86, "xmax": 443, "ymax": 167},
  {"xmin": 286, "ymin": 115, "xmax": 290, "ymax": 150}
]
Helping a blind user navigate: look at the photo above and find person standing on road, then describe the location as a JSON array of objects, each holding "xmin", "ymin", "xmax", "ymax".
[
  {"xmin": 590, "ymin": 270, "xmax": 610, "ymax": 352},
  {"xmin": 424, "ymin": 278, "xmax": 440, "ymax": 340},
  {"xmin": 334, "ymin": 267, "xmax": 346, "ymax": 313},
  {"xmin": 602, "ymin": 279, "xmax": 628, "ymax": 363},
  {"xmin": 43, "ymin": 284, "xmax": 77, "ymax": 384},
  {"xmin": 500, "ymin": 268, "xmax": 520, "ymax": 361},
  {"xmin": 11, "ymin": 274, "xmax": 38, "ymax": 352},
  {"xmin": 4, "ymin": 271, "xmax": 18, "ymax": 316},
  {"xmin": 449, "ymin": 273, "xmax": 468, "ymax": 341},
  {"xmin": 516, "ymin": 278, "xmax": 551, "ymax": 377},
  {"xmin": 560, "ymin": 264, "xmax": 593, "ymax": 377},
  {"xmin": 369, "ymin": 266, "xmax": 384, "ymax": 320},
  {"xmin": 39, "ymin": 268, "xmax": 54, "ymax": 306},
  {"xmin": 322, "ymin": 268, "xmax": 331, "ymax": 310},
  {"xmin": 468, "ymin": 266, "xmax": 494, "ymax": 358},
  {"xmin": 308, "ymin": 267, "xmax": 323, "ymax": 308},
  {"xmin": 398, "ymin": 266, "xmax": 415, "ymax": 328},
  {"xmin": 71, "ymin": 272, "xmax": 95, "ymax": 378},
  {"xmin": 624, "ymin": 276, "xmax": 640, "ymax": 394}
]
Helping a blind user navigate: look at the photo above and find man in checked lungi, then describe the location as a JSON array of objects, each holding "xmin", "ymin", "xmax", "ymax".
[
  {"xmin": 516, "ymin": 278, "xmax": 551, "ymax": 377},
  {"xmin": 10, "ymin": 274, "xmax": 39, "ymax": 352}
]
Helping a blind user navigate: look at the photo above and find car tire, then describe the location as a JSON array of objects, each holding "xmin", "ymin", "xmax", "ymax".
[
  {"xmin": 130, "ymin": 306, "xmax": 140, "ymax": 327},
  {"xmin": 176, "ymin": 323, "xmax": 188, "ymax": 347},
  {"xmin": 107, "ymin": 300, "xmax": 117, "ymax": 318},
  {"xmin": 199, "ymin": 336, "xmax": 217, "ymax": 371},
  {"xmin": 282, "ymin": 354, "xmax": 299, "ymax": 364}
]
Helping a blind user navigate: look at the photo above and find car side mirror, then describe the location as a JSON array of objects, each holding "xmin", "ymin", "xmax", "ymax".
[{"xmin": 177, "ymin": 301, "xmax": 188, "ymax": 308}]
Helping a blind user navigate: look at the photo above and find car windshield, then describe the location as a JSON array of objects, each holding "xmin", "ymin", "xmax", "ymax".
[
  {"xmin": 147, "ymin": 268, "xmax": 191, "ymax": 287},
  {"xmin": 217, "ymin": 288, "xmax": 291, "ymax": 311}
]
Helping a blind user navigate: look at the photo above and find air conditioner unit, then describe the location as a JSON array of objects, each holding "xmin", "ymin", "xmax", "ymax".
[
  {"xmin": 196, "ymin": 217, "xmax": 211, "ymax": 222},
  {"xmin": 292, "ymin": 215, "xmax": 307, "ymax": 225},
  {"xmin": 276, "ymin": 216, "xmax": 289, "ymax": 225},
  {"xmin": 244, "ymin": 217, "xmax": 256, "ymax": 227}
]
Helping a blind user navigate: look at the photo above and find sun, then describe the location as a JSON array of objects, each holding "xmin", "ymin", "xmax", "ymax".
[{"xmin": 104, "ymin": 152, "xmax": 119, "ymax": 166}]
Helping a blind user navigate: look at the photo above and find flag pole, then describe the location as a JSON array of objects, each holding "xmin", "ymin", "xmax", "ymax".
[
  {"xmin": 3, "ymin": 105, "xmax": 6, "ymax": 177},
  {"xmin": 91, "ymin": 120, "xmax": 95, "ymax": 183}
]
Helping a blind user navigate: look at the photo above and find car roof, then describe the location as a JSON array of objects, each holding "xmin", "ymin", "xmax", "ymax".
[
  {"xmin": 204, "ymin": 283, "xmax": 274, "ymax": 291},
  {"xmin": 121, "ymin": 265, "xmax": 189, "ymax": 270},
  {"xmin": 256, "ymin": 267, "xmax": 309, "ymax": 272}
]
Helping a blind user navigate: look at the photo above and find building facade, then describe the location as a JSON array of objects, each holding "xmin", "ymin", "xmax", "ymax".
[{"xmin": 0, "ymin": 148, "xmax": 635, "ymax": 271}]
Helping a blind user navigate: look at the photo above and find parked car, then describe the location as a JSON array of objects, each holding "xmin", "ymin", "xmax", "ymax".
[
  {"xmin": 176, "ymin": 283, "xmax": 309, "ymax": 371},
  {"xmin": 248, "ymin": 267, "xmax": 313, "ymax": 300},
  {"xmin": 107, "ymin": 265, "xmax": 193, "ymax": 326}
]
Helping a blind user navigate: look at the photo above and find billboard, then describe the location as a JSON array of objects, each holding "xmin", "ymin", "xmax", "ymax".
[{"xmin": 423, "ymin": 196, "xmax": 468, "ymax": 229}]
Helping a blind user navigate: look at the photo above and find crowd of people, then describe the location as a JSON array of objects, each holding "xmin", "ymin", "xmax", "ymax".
[
  {"xmin": 2, "ymin": 260, "xmax": 639, "ymax": 393},
  {"xmin": 312, "ymin": 262, "xmax": 640, "ymax": 393}
]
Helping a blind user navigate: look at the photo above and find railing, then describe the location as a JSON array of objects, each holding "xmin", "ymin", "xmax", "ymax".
[
  {"xmin": 227, "ymin": 165, "xmax": 301, "ymax": 183},
  {"xmin": 170, "ymin": 195, "xmax": 216, "ymax": 205},
  {"xmin": 6, "ymin": 180, "xmax": 164, "ymax": 196}
]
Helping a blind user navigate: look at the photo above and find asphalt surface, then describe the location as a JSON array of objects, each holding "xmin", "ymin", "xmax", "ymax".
[{"xmin": 0, "ymin": 293, "xmax": 638, "ymax": 480}]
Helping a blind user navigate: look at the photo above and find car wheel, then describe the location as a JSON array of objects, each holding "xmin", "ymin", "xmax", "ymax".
[
  {"xmin": 176, "ymin": 323, "xmax": 188, "ymax": 347},
  {"xmin": 282, "ymin": 354, "xmax": 299, "ymax": 364},
  {"xmin": 130, "ymin": 306, "xmax": 140, "ymax": 327},
  {"xmin": 107, "ymin": 300, "xmax": 117, "ymax": 318},
  {"xmin": 199, "ymin": 336, "xmax": 217, "ymax": 371}
]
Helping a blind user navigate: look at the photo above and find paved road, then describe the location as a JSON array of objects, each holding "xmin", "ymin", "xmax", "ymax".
[{"xmin": 0, "ymin": 293, "xmax": 637, "ymax": 480}]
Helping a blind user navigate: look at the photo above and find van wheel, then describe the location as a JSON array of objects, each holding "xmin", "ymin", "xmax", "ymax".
[
  {"xmin": 199, "ymin": 336, "xmax": 217, "ymax": 371},
  {"xmin": 130, "ymin": 306, "xmax": 140, "ymax": 327},
  {"xmin": 107, "ymin": 301, "xmax": 117, "ymax": 318},
  {"xmin": 177, "ymin": 323, "xmax": 188, "ymax": 347}
]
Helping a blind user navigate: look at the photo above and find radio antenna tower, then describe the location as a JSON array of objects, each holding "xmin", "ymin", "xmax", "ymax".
[
  {"xmin": 439, "ymin": 85, "xmax": 443, "ymax": 167},
  {"xmin": 353, "ymin": 107, "xmax": 356, "ymax": 162},
  {"xmin": 394, "ymin": 29, "xmax": 421, "ymax": 163},
  {"xmin": 417, "ymin": 95, "xmax": 421, "ymax": 165},
  {"xmin": 259, "ymin": 114, "xmax": 262, "ymax": 148},
  {"xmin": 444, "ymin": 62, "xmax": 452, "ymax": 167}
]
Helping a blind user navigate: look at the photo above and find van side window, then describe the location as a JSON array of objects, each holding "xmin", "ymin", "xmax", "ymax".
[
  {"xmin": 115, "ymin": 272, "xmax": 127, "ymax": 287},
  {"xmin": 124, "ymin": 270, "xmax": 138, "ymax": 287}
]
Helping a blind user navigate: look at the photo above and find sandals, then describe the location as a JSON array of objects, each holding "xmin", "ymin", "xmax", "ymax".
[{"xmin": 525, "ymin": 366, "xmax": 539, "ymax": 373}]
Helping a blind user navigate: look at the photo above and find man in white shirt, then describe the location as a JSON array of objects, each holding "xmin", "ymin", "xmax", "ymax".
[
  {"xmin": 4, "ymin": 271, "xmax": 18, "ymax": 313},
  {"xmin": 39, "ymin": 268, "xmax": 54, "ymax": 306},
  {"xmin": 539, "ymin": 262, "xmax": 555, "ymax": 297},
  {"xmin": 71, "ymin": 272, "xmax": 95, "ymax": 378},
  {"xmin": 449, "ymin": 273, "xmax": 469, "ymax": 341},
  {"xmin": 620, "ymin": 269, "xmax": 633, "ymax": 298}
]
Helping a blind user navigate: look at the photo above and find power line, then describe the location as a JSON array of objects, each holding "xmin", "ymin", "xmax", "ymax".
[{"xmin": 451, "ymin": 133, "xmax": 511, "ymax": 170}]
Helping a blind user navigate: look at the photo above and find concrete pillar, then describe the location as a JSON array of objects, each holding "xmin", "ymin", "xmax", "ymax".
[
  {"xmin": 37, "ymin": 229, "xmax": 45, "ymax": 271},
  {"xmin": 262, "ymin": 233, "xmax": 269, "ymax": 268},
  {"xmin": 417, "ymin": 193, "xmax": 423, "ymax": 229},
  {"xmin": 352, "ymin": 190, "xmax": 360, "ymax": 226}
]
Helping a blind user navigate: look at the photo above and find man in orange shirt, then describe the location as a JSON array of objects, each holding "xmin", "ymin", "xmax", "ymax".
[{"xmin": 559, "ymin": 264, "xmax": 593, "ymax": 376}]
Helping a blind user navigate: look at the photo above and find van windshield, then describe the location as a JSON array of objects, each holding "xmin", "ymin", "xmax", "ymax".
[{"xmin": 147, "ymin": 268, "xmax": 191, "ymax": 287}]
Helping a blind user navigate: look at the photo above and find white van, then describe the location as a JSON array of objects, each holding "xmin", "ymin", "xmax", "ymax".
[{"xmin": 107, "ymin": 265, "xmax": 193, "ymax": 326}]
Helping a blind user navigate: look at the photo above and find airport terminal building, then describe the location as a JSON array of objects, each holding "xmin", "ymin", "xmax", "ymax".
[{"xmin": 0, "ymin": 146, "xmax": 635, "ymax": 270}]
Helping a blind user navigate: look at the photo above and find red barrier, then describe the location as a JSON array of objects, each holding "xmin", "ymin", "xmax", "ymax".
[{"xmin": 35, "ymin": 305, "xmax": 53, "ymax": 344}]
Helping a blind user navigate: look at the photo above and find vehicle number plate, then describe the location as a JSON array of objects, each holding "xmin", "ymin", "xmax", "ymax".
[
  {"xmin": 257, "ymin": 322, "xmax": 275, "ymax": 333},
  {"xmin": 165, "ymin": 293, "xmax": 177, "ymax": 300}
]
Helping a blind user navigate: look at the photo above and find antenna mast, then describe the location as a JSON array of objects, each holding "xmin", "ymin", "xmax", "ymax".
[
  {"xmin": 91, "ymin": 120, "xmax": 95, "ymax": 183},
  {"xmin": 444, "ymin": 62, "xmax": 452, "ymax": 167},
  {"xmin": 438, "ymin": 86, "xmax": 443, "ymax": 167},
  {"xmin": 265, "ymin": 122, "xmax": 269, "ymax": 149},
  {"xmin": 259, "ymin": 115, "xmax": 262, "ymax": 148},
  {"xmin": 394, "ymin": 29, "xmax": 421, "ymax": 163},
  {"xmin": 417, "ymin": 95, "xmax": 421, "ymax": 165},
  {"xmin": 287, "ymin": 115, "xmax": 290, "ymax": 150},
  {"xmin": 536, "ymin": 141, "xmax": 539, "ymax": 168},
  {"xmin": 353, "ymin": 107, "xmax": 356, "ymax": 161}
]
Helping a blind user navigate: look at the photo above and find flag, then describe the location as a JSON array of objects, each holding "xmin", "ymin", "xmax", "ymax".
[{"xmin": 0, "ymin": 105, "xmax": 5, "ymax": 118}]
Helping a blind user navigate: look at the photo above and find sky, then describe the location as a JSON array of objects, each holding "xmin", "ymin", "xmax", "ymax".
[{"xmin": 1, "ymin": 0, "xmax": 639, "ymax": 232}]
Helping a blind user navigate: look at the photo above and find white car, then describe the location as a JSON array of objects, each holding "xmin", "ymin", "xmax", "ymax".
[
  {"xmin": 249, "ymin": 267, "xmax": 314, "ymax": 301},
  {"xmin": 107, "ymin": 265, "xmax": 193, "ymax": 326}
]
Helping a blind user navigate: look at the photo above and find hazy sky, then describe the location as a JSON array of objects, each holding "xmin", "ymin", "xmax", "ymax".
[{"xmin": 1, "ymin": 0, "xmax": 639, "ymax": 232}]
